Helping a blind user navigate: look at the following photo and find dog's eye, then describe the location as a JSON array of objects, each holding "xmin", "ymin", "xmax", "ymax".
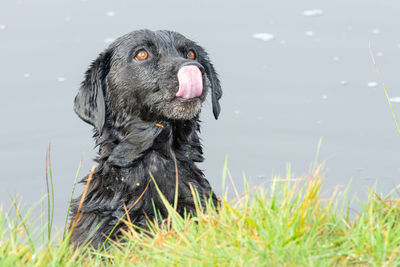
[
  {"xmin": 135, "ymin": 50, "xmax": 149, "ymax": 60},
  {"xmin": 187, "ymin": 50, "xmax": 196, "ymax": 60}
]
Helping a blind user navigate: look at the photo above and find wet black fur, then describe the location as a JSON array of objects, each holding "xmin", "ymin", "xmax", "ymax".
[{"xmin": 69, "ymin": 29, "xmax": 222, "ymax": 247}]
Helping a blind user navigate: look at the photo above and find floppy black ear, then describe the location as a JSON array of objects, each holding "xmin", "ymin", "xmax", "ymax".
[
  {"xmin": 203, "ymin": 61, "xmax": 222, "ymax": 120},
  {"xmin": 74, "ymin": 50, "xmax": 113, "ymax": 134}
]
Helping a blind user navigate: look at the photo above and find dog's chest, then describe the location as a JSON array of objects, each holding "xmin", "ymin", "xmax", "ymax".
[{"xmin": 115, "ymin": 150, "xmax": 189, "ymax": 188}]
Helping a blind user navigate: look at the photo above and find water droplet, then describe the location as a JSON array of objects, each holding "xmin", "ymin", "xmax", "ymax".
[
  {"xmin": 340, "ymin": 80, "xmax": 348, "ymax": 86},
  {"xmin": 233, "ymin": 110, "xmax": 240, "ymax": 115},
  {"xmin": 333, "ymin": 56, "xmax": 339, "ymax": 62},
  {"xmin": 0, "ymin": 25, "xmax": 6, "ymax": 30},
  {"xmin": 367, "ymin": 82, "xmax": 378, "ymax": 88},
  {"xmin": 57, "ymin": 77, "xmax": 66, "ymax": 82},
  {"xmin": 322, "ymin": 95, "xmax": 328, "ymax": 100},
  {"xmin": 389, "ymin": 97, "xmax": 400, "ymax": 103},
  {"xmin": 302, "ymin": 9, "xmax": 323, "ymax": 17},
  {"xmin": 371, "ymin": 28, "xmax": 380, "ymax": 35},
  {"xmin": 106, "ymin": 11, "xmax": 116, "ymax": 17},
  {"xmin": 252, "ymin": 33, "xmax": 275, "ymax": 42},
  {"xmin": 305, "ymin": 31, "xmax": 315, "ymax": 37},
  {"xmin": 121, "ymin": 177, "xmax": 125, "ymax": 182},
  {"xmin": 376, "ymin": 52, "xmax": 383, "ymax": 57},
  {"xmin": 23, "ymin": 73, "xmax": 31, "ymax": 78}
]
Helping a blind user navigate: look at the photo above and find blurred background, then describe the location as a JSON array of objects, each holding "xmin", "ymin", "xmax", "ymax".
[{"xmin": 0, "ymin": 0, "xmax": 399, "ymax": 228}]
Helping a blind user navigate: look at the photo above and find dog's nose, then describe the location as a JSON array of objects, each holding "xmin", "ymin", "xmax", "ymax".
[
  {"xmin": 176, "ymin": 65, "xmax": 203, "ymax": 99},
  {"xmin": 180, "ymin": 62, "xmax": 205, "ymax": 74}
]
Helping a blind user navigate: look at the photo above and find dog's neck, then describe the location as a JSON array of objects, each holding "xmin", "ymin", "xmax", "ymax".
[{"xmin": 94, "ymin": 116, "xmax": 203, "ymax": 168}]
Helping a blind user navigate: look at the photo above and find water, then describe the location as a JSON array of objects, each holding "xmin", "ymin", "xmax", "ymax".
[{"xmin": 0, "ymin": 0, "xmax": 399, "ymax": 228}]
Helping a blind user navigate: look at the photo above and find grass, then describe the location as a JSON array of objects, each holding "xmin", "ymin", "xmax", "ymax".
[{"xmin": 0, "ymin": 161, "xmax": 399, "ymax": 267}]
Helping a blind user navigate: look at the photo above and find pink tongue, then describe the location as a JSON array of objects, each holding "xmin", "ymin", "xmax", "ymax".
[{"xmin": 176, "ymin": 65, "xmax": 203, "ymax": 99}]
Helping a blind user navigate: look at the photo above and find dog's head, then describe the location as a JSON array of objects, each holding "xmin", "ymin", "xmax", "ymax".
[{"xmin": 74, "ymin": 29, "xmax": 222, "ymax": 134}]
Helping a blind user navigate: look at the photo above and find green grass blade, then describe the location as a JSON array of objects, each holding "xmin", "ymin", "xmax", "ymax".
[
  {"xmin": 222, "ymin": 155, "xmax": 228, "ymax": 197},
  {"xmin": 369, "ymin": 42, "xmax": 400, "ymax": 135},
  {"xmin": 63, "ymin": 152, "xmax": 84, "ymax": 239},
  {"xmin": 9, "ymin": 196, "xmax": 35, "ymax": 252},
  {"xmin": 45, "ymin": 145, "xmax": 51, "ymax": 243},
  {"xmin": 45, "ymin": 144, "xmax": 55, "ymax": 244}
]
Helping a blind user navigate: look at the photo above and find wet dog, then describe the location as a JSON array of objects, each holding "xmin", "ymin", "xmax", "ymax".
[{"xmin": 69, "ymin": 29, "xmax": 222, "ymax": 247}]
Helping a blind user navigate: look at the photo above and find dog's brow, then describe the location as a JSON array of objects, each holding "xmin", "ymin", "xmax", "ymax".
[
  {"xmin": 144, "ymin": 39, "xmax": 156, "ymax": 48},
  {"xmin": 132, "ymin": 39, "xmax": 156, "ymax": 49}
]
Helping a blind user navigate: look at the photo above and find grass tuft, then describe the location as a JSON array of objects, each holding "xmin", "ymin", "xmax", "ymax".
[{"xmin": 1, "ymin": 164, "xmax": 399, "ymax": 266}]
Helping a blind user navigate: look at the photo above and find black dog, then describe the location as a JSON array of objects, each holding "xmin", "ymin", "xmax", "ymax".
[{"xmin": 69, "ymin": 29, "xmax": 222, "ymax": 247}]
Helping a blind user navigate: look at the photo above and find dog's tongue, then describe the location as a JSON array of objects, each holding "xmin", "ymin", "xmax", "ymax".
[{"xmin": 176, "ymin": 65, "xmax": 203, "ymax": 99}]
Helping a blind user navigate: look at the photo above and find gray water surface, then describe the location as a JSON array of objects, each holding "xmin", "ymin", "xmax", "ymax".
[{"xmin": 1, "ymin": 0, "xmax": 400, "ymax": 227}]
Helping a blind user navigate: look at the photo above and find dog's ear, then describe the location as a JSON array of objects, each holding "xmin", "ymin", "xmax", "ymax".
[
  {"xmin": 203, "ymin": 61, "xmax": 222, "ymax": 120},
  {"xmin": 74, "ymin": 50, "xmax": 113, "ymax": 134}
]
